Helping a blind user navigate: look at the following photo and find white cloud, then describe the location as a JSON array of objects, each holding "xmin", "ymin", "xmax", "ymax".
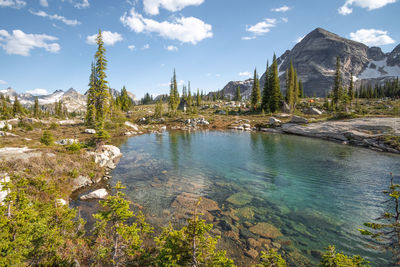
[
  {"xmin": 350, "ymin": 29, "xmax": 395, "ymax": 46},
  {"xmin": 271, "ymin": 5, "xmax": 291, "ymax": 12},
  {"xmin": 86, "ymin": 31, "xmax": 123, "ymax": 46},
  {"xmin": 242, "ymin": 36, "xmax": 256, "ymax": 40},
  {"xmin": 29, "ymin": 10, "xmax": 81, "ymax": 26},
  {"xmin": 142, "ymin": 44, "xmax": 150, "ymax": 49},
  {"xmin": 75, "ymin": 0, "xmax": 89, "ymax": 9},
  {"xmin": 0, "ymin": 0, "xmax": 26, "ymax": 8},
  {"xmin": 128, "ymin": 44, "xmax": 135, "ymax": 51},
  {"xmin": 120, "ymin": 8, "xmax": 213, "ymax": 44},
  {"xmin": 39, "ymin": 0, "xmax": 48, "ymax": 7},
  {"xmin": 143, "ymin": 0, "xmax": 204, "ymax": 15},
  {"xmin": 239, "ymin": 71, "xmax": 251, "ymax": 77},
  {"xmin": 27, "ymin": 88, "xmax": 48, "ymax": 95},
  {"xmin": 339, "ymin": 0, "xmax": 396, "ymax": 15},
  {"xmin": 166, "ymin": 45, "xmax": 178, "ymax": 51},
  {"xmin": 0, "ymin": 80, "xmax": 6, "ymax": 85},
  {"xmin": 0, "ymin": 29, "xmax": 60, "ymax": 56},
  {"xmin": 246, "ymin": 18, "xmax": 277, "ymax": 35}
]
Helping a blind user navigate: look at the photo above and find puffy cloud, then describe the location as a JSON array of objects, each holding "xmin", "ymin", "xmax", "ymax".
[
  {"xmin": 128, "ymin": 44, "xmax": 135, "ymax": 51},
  {"xmin": 0, "ymin": 0, "xmax": 26, "ymax": 8},
  {"xmin": 120, "ymin": 8, "xmax": 212, "ymax": 44},
  {"xmin": 339, "ymin": 0, "xmax": 396, "ymax": 15},
  {"xmin": 75, "ymin": 0, "xmax": 89, "ymax": 9},
  {"xmin": 0, "ymin": 80, "xmax": 7, "ymax": 85},
  {"xmin": 239, "ymin": 72, "xmax": 251, "ymax": 77},
  {"xmin": 271, "ymin": 5, "xmax": 291, "ymax": 12},
  {"xmin": 0, "ymin": 29, "xmax": 60, "ymax": 56},
  {"xmin": 350, "ymin": 29, "xmax": 395, "ymax": 46},
  {"xmin": 246, "ymin": 18, "xmax": 277, "ymax": 35},
  {"xmin": 86, "ymin": 31, "xmax": 123, "ymax": 46},
  {"xmin": 143, "ymin": 0, "xmax": 204, "ymax": 15},
  {"xmin": 39, "ymin": 0, "xmax": 48, "ymax": 7},
  {"xmin": 29, "ymin": 10, "xmax": 81, "ymax": 26},
  {"xmin": 27, "ymin": 88, "xmax": 48, "ymax": 95},
  {"xmin": 142, "ymin": 44, "xmax": 150, "ymax": 49},
  {"xmin": 166, "ymin": 45, "xmax": 178, "ymax": 51}
]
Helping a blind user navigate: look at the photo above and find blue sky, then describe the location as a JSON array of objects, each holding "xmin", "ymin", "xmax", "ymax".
[{"xmin": 0, "ymin": 0, "xmax": 399, "ymax": 98}]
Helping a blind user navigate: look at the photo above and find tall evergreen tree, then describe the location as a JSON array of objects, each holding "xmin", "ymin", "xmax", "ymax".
[
  {"xmin": 33, "ymin": 96, "xmax": 40, "ymax": 118},
  {"xmin": 348, "ymin": 71, "xmax": 354, "ymax": 105},
  {"xmin": 196, "ymin": 89, "xmax": 201, "ymax": 106},
  {"xmin": 333, "ymin": 56, "xmax": 342, "ymax": 108},
  {"xmin": 120, "ymin": 86, "xmax": 131, "ymax": 112},
  {"xmin": 298, "ymin": 79, "xmax": 304, "ymax": 98},
  {"xmin": 235, "ymin": 86, "xmax": 241, "ymax": 102},
  {"xmin": 13, "ymin": 96, "xmax": 22, "ymax": 116},
  {"xmin": 269, "ymin": 54, "xmax": 281, "ymax": 113},
  {"xmin": 293, "ymin": 70, "xmax": 299, "ymax": 106},
  {"xmin": 94, "ymin": 29, "xmax": 110, "ymax": 122},
  {"xmin": 86, "ymin": 62, "xmax": 97, "ymax": 126},
  {"xmin": 261, "ymin": 61, "xmax": 271, "ymax": 112},
  {"xmin": 250, "ymin": 68, "xmax": 261, "ymax": 110}
]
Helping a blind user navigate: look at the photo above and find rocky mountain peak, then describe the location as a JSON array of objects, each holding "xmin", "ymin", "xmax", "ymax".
[{"xmin": 387, "ymin": 44, "xmax": 400, "ymax": 66}]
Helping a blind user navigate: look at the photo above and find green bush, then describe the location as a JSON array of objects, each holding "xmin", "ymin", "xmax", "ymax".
[
  {"xmin": 40, "ymin": 130, "xmax": 54, "ymax": 146},
  {"xmin": 49, "ymin": 122, "xmax": 59, "ymax": 130},
  {"xmin": 67, "ymin": 142, "xmax": 81, "ymax": 152}
]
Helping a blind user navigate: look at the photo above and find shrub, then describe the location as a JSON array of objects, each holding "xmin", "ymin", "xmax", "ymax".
[
  {"xmin": 49, "ymin": 122, "xmax": 59, "ymax": 130},
  {"xmin": 67, "ymin": 142, "xmax": 81, "ymax": 152},
  {"xmin": 40, "ymin": 130, "xmax": 54, "ymax": 146}
]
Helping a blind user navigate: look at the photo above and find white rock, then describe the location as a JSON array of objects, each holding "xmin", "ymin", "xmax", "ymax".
[
  {"xmin": 304, "ymin": 107, "xmax": 323, "ymax": 115},
  {"xmin": 55, "ymin": 139, "xmax": 78, "ymax": 145},
  {"xmin": 72, "ymin": 175, "xmax": 93, "ymax": 191},
  {"xmin": 58, "ymin": 119, "xmax": 84, "ymax": 125},
  {"xmin": 269, "ymin": 117, "xmax": 282, "ymax": 126},
  {"xmin": 89, "ymin": 145, "xmax": 122, "ymax": 169},
  {"xmin": 0, "ymin": 173, "xmax": 10, "ymax": 204},
  {"xmin": 84, "ymin": 129, "xmax": 96, "ymax": 134},
  {"xmin": 124, "ymin": 121, "xmax": 139, "ymax": 131},
  {"xmin": 124, "ymin": 132, "xmax": 133, "ymax": 136},
  {"xmin": 0, "ymin": 121, "xmax": 12, "ymax": 131},
  {"xmin": 0, "ymin": 131, "xmax": 18, "ymax": 137},
  {"xmin": 56, "ymin": 199, "xmax": 68, "ymax": 206},
  {"xmin": 80, "ymin": 188, "xmax": 108, "ymax": 200},
  {"xmin": 160, "ymin": 126, "xmax": 167, "ymax": 131},
  {"xmin": 242, "ymin": 124, "xmax": 251, "ymax": 128}
]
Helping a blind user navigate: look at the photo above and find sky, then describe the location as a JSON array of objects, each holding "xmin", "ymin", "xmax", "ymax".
[{"xmin": 0, "ymin": 0, "xmax": 399, "ymax": 98}]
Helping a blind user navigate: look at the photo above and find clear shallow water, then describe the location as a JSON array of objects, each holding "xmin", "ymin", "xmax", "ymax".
[{"xmin": 110, "ymin": 131, "xmax": 400, "ymax": 266}]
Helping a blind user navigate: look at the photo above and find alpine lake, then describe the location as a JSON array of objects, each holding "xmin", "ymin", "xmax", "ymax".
[{"xmin": 74, "ymin": 130, "xmax": 400, "ymax": 266}]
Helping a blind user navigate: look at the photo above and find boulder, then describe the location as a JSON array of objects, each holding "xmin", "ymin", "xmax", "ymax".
[
  {"xmin": 89, "ymin": 145, "xmax": 122, "ymax": 169},
  {"xmin": 72, "ymin": 175, "xmax": 93, "ymax": 191},
  {"xmin": 80, "ymin": 188, "xmax": 108, "ymax": 200},
  {"xmin": 124, "ymin": 121, "xmax": 139, "ymax": 131},
  {"xmin": 84, "ymin": 129, "xmax": 96, "ymax": 134},
  {"xmin": 304, "ymin": 107, "xmax": 323, "ymax": 115},
  {"xmin": 249, "ymin": 222, "xmax": 283, "ymax": 239},
  {"xmin": 290, "ymin": 115, "xmax": 308, "ymax": 124},
  {"xmin": 269, "ymin": 117, "xmax": 281, "ymax": 126},
  {"xmin": 55, "ymin": 139, "xmax": 78, "ymax": 145},
  {"xmin": 160, "ymin": 126, "xmax": 167, "ymax": 131},
  {"xmin": 242, "ymin": 124, "xmax": 251, "ymax": 129}
]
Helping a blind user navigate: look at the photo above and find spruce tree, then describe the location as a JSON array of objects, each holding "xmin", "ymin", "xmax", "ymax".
[
  {"xmin": 235, "ymin": 86, "xmax": 241, "ymax": 102},
  {"xmin": 120, "ymin": 86, "xmax": 131, "ymax": 112},
  {"xmin": 94, "ymin": 29, "xmax": 110, "ymax": 122},
  {"xmin": 196, "ymin": 89, "xmax": 201, "ymax": 106},
  {"xmin": 293, "ymin": 70, "xmax": 299, "ymax": 106},
  {"xmin": 86, "ymin": 62, "xmax": 97, "ymax": 126},
  {"xmin": 333, "ymin": 56, "xmax": 342, "ymax": 108},
  {"xmin": 269, "ymin": 54, "xmax": 281, "ymax": 113},
  {"xmin": 250, "ymin": 68, "xmax": 261, "ymax": 111},
  {"xmin": 261, "ymin": 61, "xmax": 271, "ymax": 112},
  {"xmin": 33, "ymin": 96, "xmax": 40, "ymax": 118},
  {"xmin": 298, "ymin": 79, "xmax": 304, "ymax": 98},
  {"xmin": 13, "ymin": 96, "xmax": 22, "ymax": 116},
  {"xmin": 348, "ymin": 71, "xmax": 354, "ymax": 106}
]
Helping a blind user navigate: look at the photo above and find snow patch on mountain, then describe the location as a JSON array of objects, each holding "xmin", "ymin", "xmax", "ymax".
[{"xmin": 358, "ymin": 58, "xmax": 400, "ymax": 79}]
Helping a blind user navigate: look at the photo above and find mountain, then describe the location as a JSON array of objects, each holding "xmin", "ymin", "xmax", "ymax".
[
  {"xmin": 221, "ymin": 27, "xmax": 400, "ymax": 98},
  {"xmin": 1, "ymin": 87, "xmax": 138, "ymax": 113}
]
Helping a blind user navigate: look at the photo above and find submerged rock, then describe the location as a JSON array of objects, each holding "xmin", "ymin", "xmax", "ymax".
[
  {"xmin": 237, "ymin": 206, "xmax": 255, "ymax": 220},
  {"xmin": 249, "ymin": 222, "xmax": 283, "ymax": 239},
  {"xmin": 226, "ymin": 192, "xmax": 253, "ymax": 206},
  {"xmin": 80, "ymin": 188, "xmax": 108, "ymax": 200}
]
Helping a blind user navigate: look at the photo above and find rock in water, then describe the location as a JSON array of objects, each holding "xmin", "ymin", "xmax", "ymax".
[
  {"xmin": 226, "ymin": 192, "xmax": 253, "ymax": 206},
  {"xmin": 80, "ymin": 188, "xmax": 108, "ymax": 200},
  {"xmin": 249, "ymin": 222, "xmax": 283, "ymax": 239}
]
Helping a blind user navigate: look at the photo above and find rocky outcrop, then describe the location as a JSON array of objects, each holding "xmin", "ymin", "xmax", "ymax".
[
  {"xmin": 88, "ymin": 145, "xmax": 122, "ymax": 169},
  {"xmin": 80, "ymin": 188, "xmax": 108, "ymax": 200},
  {"xmin": 290, "ymin": 116, "xmax": 308, "ymax": 124},
  {"xmin": 281, "ymin": 117, "xmax": 400, "ymax": 153}
]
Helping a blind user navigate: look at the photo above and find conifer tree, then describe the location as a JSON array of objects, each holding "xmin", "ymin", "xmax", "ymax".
[
  {"xmin": 94, "ymin": 29, "xmax": 110, "ymax": 122},
  {"xmin": 269, "ymin": 54, "xmax": 282, "ymax": 113},
  {"xmin": 155, "ymin": 98, "xmax": 163, "ymax": 118},
  {"xmin": 261, "ymin": 61, "xmax": 271, "ymax": 112},
  {"xmin": 196, "ymin": 89, "xmax": 201, "ymax": 106},
  {"xmin": 120, "ymin": 86, "xmax": 131, "ymax": 112},
  {"xmin": 285, "ymin": 61, "xmax": 294, "ymax": 111},
  {"xmin": 298, "ymin": 79, "xmax": 304, "ymax": 98},
  {"xmin": 12, "ymin": 96, "xmax": 22, "ymax": 116},
  {"xmin": 294, "ymin": 70, "xmax": 299, "ymax": 106},
  {"xmin": 250, "ymin": 68, "xmax": 261, "ymax": 110},
  {"xmin": 33, "ymin": 96, "xmax": 40, "ymax": 118},
  {"xmin": 235, "ymin": 86, "xmax": 241, "ymax": 102},
  {"xmin": 348, "ymin": 71, "xmax": 354, "ymax": 106},
  {"xmin": 333, "ymin": 56, "xmax": 342, "ymax": 108},
  {"xmin": 86, "ymin": 62, "xmax": 97, "ymax": 126}
]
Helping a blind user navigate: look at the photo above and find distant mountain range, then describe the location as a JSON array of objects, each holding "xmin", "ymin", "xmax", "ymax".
[
  {"xmin": 220, "ymin": 27, "xmax": 400, "ymax": 98},
  {"xmin": 0, "ymin": 87, "xmax": 137, "ymax": 113}
]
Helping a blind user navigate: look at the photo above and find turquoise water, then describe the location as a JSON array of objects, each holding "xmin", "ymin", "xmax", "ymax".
[{"xmin": 110, "ymin": 131, "xmax": 400, "ymax": 266}]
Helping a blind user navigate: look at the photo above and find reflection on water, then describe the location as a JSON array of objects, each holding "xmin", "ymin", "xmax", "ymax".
[{"xmin": 109, "ymin": 131, "xmax": 399, "ymax": 266}]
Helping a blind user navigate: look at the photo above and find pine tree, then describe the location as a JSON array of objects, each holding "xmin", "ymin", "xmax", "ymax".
[
  {"xmin": 86, "ymin": 62, "xmax": 97, "ymax": 126},
  {"xmin": 187, "ymin": 88, "xmax": 192, "ymax": 113},
  {"xmin": 120, "ymin": 86, "xmax": 131, "ymax": 112},
  {"xmin": 196, "ymin": 89, "xmax": 201, "ymax": 106},
  {"xmin": 235, "ymin": 86, "xmax": 241, "ymax": 102},
  {"xmin": 94, "ymin": 29, "xmax": 110, "ymax": 122},
  {"xmin": 33, "ymin": 96, "xmax": 40, "ymax": 118},
  {"xmin": 269, "ymin": 54, "xmax": 281, "ymax": 113},
  {"xmin": 298, "ymin": 79, "xmax": 304, "ymax": 98},
  {"xmin": 261, "ymin": 61, "xmax": 271, "ymax": 112},
  {"xmin": 333, "ymin": 57, "xmax": 342, "ymax": 108},
  {"xmin": 348, "ymin": 71, "xmax": 354, "ymax": 106},
  {"xmin": 250, "ymin": 68, "xmax": 261, "ymax": 110},
  {"xmin": 13, "ymin": 96, "xmax": 22, "ymax": 116},
  {"xmin": 293, "ymin": 70, "xmax": 299, "ymax": 106}
]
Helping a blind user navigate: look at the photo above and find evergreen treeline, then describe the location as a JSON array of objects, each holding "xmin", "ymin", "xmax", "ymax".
[{"xmin": 357, "ymin": 78, "xmax": 400, "ymax": 99}]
